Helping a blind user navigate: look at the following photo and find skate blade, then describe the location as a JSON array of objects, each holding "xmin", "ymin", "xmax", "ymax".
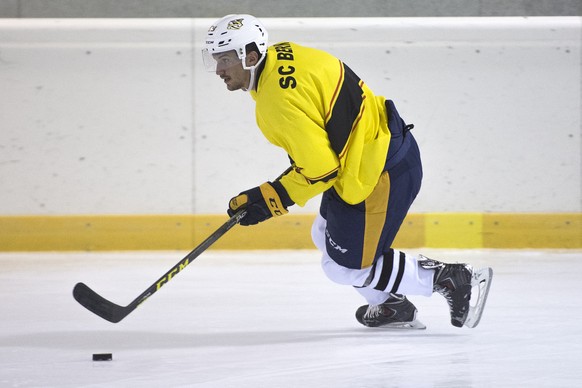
[
  {"xmin": 373, "ymin": 319, "xmax": 427, "ymax": 330},
  {"xmin": 464, "ymin": 267, "xmax": 493, "ymax": 328}
]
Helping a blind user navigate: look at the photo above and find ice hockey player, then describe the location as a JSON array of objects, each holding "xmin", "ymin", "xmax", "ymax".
[{"xmin": 202, "ymin": 14, "xmax": 492, "ymax": 329}]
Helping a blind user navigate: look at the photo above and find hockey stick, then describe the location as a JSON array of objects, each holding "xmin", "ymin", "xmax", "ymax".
[{"xmin": 72, "ymin": 209, "xmax": 247, "ymax": 323}]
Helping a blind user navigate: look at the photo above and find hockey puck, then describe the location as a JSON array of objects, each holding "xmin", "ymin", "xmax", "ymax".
[{"xmin": 92, "ymin": 353, "xmax": 112, "ymax": 361}]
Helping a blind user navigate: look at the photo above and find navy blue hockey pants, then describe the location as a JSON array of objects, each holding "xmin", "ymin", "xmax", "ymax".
[{"xmin": 319, "ymin": 100, "xmax": 423, "ymax": 270}]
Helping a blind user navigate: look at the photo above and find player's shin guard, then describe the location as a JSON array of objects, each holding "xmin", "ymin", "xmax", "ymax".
[{"xmin": 361, "ymin": 249, "xmax": 434, "ymax": 297}]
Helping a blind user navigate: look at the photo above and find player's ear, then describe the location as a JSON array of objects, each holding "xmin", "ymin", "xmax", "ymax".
[{"xmin": 246, "ymin": 51, "xmax": 259, "ymax": 67}]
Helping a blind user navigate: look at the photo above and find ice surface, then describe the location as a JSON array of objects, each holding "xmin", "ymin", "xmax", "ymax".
[{"xmin": 1, "ymin": 249, "xmax": 581, "ymax": 387}]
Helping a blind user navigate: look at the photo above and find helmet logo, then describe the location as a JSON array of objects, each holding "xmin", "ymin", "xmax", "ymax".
[{"xmin": 227, "ymin": 18, "xmax": 244, "ymax": 30}]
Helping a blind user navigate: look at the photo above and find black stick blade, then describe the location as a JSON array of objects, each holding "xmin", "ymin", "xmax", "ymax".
[{"xmin": 73, "ymin": 282, "xmax": 131, "ymax": 323}]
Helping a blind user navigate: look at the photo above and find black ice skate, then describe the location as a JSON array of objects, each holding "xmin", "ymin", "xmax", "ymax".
[
  {"xmin": 419, "ymin": 255, "xmax": 493, "ymax": 328},
  {"xmin": 356, "ymin": 293, "xmax": 426, "ymax": 330}
]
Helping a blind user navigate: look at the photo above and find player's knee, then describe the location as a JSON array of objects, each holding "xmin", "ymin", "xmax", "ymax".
[{"xmin": 320, "ymin": 253, "xmax": 373, "ymax": 287}]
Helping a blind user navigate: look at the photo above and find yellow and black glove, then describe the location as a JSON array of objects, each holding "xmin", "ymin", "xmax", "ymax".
[{"xmin": 228, "ymin": 181, "xmax": 294, "ymax": 226}]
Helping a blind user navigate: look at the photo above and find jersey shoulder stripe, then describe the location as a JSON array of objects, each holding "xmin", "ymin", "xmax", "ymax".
[{"xmin": 325, "ymin": 64, "xmax": 365, "ymax": 156}]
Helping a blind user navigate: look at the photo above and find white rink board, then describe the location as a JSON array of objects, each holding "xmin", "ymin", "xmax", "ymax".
[
  {"xmin": 0, "ymin": 249, "xmax": 581, "ymax": 387},
  {"xmin": 1, "ymin": 17, "xmax": 580, "ymax": 215}
]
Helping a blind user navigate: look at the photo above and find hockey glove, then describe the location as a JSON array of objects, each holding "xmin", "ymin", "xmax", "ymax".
[{"xmin": 228, "ymin": 181, "xmax": 293, "ymax": 226}]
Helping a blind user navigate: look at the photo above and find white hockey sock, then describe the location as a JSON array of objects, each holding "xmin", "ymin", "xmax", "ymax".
[
  {"xmin": 312, "ymin": 213, "xmax": 434, "ymax": 304},
  {"xmin": 354, "ymin": 286, "xmax": 391, "ymax": 306},
  {"xmin": 362, "ymin": 249, "xmax": 434, "ymax": 297}
]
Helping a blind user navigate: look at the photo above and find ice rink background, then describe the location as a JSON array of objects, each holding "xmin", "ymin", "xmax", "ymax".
[{"xmin": 1, "ymin": 249, "xmax": 581, "ymax": 387}]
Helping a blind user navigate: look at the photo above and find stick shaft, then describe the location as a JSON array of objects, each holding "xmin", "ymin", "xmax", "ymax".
[{"xmin": 129, "ymin": 209, "xmax": 247, "ymax": 309}]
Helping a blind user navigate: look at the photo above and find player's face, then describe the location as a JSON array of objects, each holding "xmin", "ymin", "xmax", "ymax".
[{"xmin": 213, "ymin": 51, "xmax": 250, "ymax": 91}]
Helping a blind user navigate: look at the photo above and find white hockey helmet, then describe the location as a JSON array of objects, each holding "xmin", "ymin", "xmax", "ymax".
[{"xmin": 202, "ymin": 14, "xmax": 268, "ymax": 72}]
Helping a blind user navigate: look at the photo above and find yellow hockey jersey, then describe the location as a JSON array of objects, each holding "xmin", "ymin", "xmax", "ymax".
[{"xmin": 250, "ymin": 42, "xmax": 391, "ymax": 206}]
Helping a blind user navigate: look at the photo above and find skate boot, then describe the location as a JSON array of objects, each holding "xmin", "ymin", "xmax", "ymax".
[
  {"xmin": 355, "ymin": 293, "xmax": 426, "ymax": 330},
  {"xmin": 419, "ymin": 255, "xmax": 473, "ymax": 328}
]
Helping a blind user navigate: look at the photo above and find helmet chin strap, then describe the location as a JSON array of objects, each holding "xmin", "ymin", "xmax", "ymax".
[{"xmin": 242, "ymin": 54, "xmax": 266, "ymax": 92}]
